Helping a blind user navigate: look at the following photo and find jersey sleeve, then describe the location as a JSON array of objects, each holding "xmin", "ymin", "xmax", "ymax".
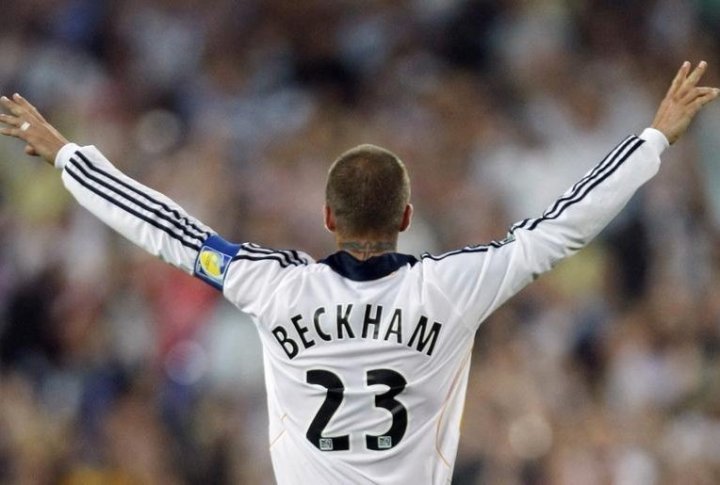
[
  {"xmin": 423, "ymin": 128, "xmax": 668, "ymax": 330},
  {"xmin": 57, "ymin": 143, "xmax": 214, "ymax": 275},
  {"xmin": 56, "ymin": 143, "xmax": 315, "ymax": 309}
]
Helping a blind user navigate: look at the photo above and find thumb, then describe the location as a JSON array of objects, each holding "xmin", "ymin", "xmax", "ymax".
[{"xmin": 24, "ymin": 144, "xmax": 38, "ymax": 157}]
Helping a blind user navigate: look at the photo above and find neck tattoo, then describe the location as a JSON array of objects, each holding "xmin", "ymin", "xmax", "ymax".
[{"xmin": 339, "ymin": 241, "xmax": 396, "ymax": 260}]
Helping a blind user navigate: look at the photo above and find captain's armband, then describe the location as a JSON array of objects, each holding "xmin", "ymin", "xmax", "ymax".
[{"xmin": 194, "ymin": 235, "xmax": 240, "ymax": 290}]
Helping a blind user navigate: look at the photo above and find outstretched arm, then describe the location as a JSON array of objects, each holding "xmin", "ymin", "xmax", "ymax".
[
  {"xmin": 0, "ymin": 94, "xmax": 215, "ymax": 278},
  {"xmin": 509, "ymin": 61, "xmax": 720, "ymax": 277},
  {"xmin": 426, "ymin": 61, "xmax": 719, "ymax": 328}
]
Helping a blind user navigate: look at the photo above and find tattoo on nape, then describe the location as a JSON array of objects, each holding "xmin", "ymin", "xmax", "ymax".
[{"xmin": 339, "ymin": 241, "xmax": 396, "ymax": 259}]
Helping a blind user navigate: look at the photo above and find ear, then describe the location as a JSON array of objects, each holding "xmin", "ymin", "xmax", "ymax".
[
  {"xmin": 399, "ymin": 204, "xmax": 413, "ymax": 232},
  {"xmin": 324, "ymin": 204, "xmax": 337, "ymax": 233}
]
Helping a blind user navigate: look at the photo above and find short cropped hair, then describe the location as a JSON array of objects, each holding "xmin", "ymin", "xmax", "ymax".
[{"xmin": 325, "ymin": 144, "xmax": 410, "ymax": 238}]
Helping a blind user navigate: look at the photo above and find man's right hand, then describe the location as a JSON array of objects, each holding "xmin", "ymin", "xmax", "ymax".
[
  {"xmin": 652, "ymin": 61, "xmax": 720, "ymax": 145},
  {"xmin": 0, "ymin": 94, "xmax": 69, "ymax": 166}
]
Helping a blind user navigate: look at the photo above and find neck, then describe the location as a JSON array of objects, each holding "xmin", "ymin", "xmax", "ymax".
[{"xmin": 337, "ymin": 239, "xmax": 397, "ymax": 260}]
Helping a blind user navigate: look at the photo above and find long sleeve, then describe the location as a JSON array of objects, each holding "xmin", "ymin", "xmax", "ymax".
[
  {"xmin": 423, "ymin": 128, "xmax": 669, "ymax": 330},
  {"xmin": 56, "ymin": 143, "xmax": 214, "ymax": 274}
]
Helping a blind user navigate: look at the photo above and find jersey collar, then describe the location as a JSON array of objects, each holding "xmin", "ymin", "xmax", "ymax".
[{"xmin": 319, "ymin": 251, "xmax": 418, "ymax": 281}]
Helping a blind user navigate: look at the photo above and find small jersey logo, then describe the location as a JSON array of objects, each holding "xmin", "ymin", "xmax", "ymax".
[
  {"xmin": 196, "ymin": 247, "xmax": 231, "ymax": 286},
  {"xmin": 319, "ymin": 438, "xmax": 334, "ymax": 451},
  {"xmin": 377, "ymin": 436, "xmax": 392, "ymax": 449}
]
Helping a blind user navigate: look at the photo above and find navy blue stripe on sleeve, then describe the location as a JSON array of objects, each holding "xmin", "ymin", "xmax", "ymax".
[
  {"xmin": 540, "ymin": 136, "xmax": 639, "ymax": 221},
  {"xmin": 70, "ymin": 156, "xmax": 207, "ymax": 246},
  {"xmin": 526, "ymin": 137, "xmax": 643, "ymax": 230},
  {"xmin": 422, "ymin": 135, "xmax": 645, "ymax": 261},
  {"xmin": 231, "ymin": 244, "xmax": 309, "ymax": 268},
  {"xmin": 65, "ymin": 161, "xmax": 202, "ymax": 251},
  {"xmin": 75, "ymin": 151, "xmax": 209, "ymax": 241},
  {"xmin": 241, "ymin": 243, "xmax": 307, "ymax": 266}
]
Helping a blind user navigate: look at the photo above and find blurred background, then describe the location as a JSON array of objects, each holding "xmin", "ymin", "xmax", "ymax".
[{"xmin": 2, "ymin": 0, "xmax": 720, "ymax": 483}]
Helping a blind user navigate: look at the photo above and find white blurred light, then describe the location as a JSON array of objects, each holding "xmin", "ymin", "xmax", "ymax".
[
  {"xmin": 508, "ymin": 412, "xmax": 553, "ymax": 459},
  {"xmin": 613, "ymin": 446, "xmax": 658, "ymax": 485},
  {"xmin": 164, "ymin": 340, "xmax": 208, "ymax": 385}
]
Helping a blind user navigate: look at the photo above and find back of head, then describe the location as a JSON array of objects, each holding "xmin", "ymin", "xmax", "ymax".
[{"xmin": 326, "ymin": 144, "xmax": 410, "ymax": 239}]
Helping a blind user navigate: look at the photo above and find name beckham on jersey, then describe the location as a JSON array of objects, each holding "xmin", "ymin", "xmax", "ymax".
[{"xmin": 271, "ymin": 303, "xmax": 443, "ymax": 359}]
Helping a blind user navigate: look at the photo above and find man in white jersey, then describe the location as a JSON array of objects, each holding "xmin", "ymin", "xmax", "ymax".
[{"xmin": 0, "ymin": 62, "xmax": 717, "ymax": 484}]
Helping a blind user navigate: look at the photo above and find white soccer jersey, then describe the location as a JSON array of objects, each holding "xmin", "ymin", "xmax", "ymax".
[{"xmin": 55, "ymin": 128, "xmax": 668, "ymax": 484}]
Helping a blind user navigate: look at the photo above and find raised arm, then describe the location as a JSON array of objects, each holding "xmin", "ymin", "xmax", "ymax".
[
  {"xmin": 425, "ymin": 61, "xmax": 719, "ymax": 328},
  {"xmin": 0, "ymin": 94, "xmax": 213, "ymax": 277}
]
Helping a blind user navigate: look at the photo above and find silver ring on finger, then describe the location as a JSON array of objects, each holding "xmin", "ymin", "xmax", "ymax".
[{"xmin": 20, "ymin": 121, "xmax": 30, "ymax": 132}]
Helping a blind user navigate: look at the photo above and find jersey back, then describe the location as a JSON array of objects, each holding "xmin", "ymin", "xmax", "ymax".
[{"xmin": 222, "ymin": 249, "xmax": 479, "ymax": 485}]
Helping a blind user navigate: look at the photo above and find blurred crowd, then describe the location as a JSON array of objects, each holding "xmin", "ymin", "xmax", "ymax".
[{"xmin": 2, "ymin": 0, "xmax": 720, "ymax": 483}]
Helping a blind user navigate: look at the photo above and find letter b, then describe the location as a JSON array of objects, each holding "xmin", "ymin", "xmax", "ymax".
[{"xmin": 272, "ymin": 326, "xmax": 299, "ymax": 359}]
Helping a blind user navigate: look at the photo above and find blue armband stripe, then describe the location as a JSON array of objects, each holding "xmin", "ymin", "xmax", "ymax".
[{"xmin": 194, "ymin": 235, "xmax": 241, "ymax": 290}]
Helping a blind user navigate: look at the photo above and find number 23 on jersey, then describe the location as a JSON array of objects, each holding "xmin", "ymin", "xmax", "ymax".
[{"xmin": 306, "ymin": 368, "xmax": 408, "ymax": 452}]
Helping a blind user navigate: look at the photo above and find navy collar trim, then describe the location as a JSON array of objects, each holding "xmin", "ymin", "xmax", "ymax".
[{"xmin": 319, "ymin": 251, "xmax": 418, "ymax": 281}]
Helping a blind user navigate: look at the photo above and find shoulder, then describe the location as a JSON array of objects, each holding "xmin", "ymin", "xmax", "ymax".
[
  {"xmin": 195, "ymin": 235, "xmax": 315, "ymax": 291},
  {"xmin": 420, "ymin": 237, "xmax": 516, "ymax": 263},
  {"xmin": 232, "ymin": 243, "xmax": 315, "ymax": 268}
]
